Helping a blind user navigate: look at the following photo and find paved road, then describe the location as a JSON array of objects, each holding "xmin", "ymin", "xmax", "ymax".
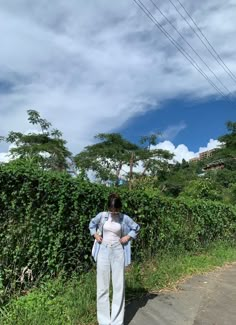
[{"xmin": 125, "ymin": 263, "xmax": 236, "ymax": 325}]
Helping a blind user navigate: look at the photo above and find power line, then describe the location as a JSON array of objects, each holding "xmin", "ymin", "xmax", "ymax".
[
  {"xmin": 172, "ymin": 0, "xmax": 236, "ymax": 84},
  {"xmin": 148, "ymin": 0, "xmax": 233, "ymax": 97},
  {"xmin": 132, "ymin": 0, "xmax": 230, "ymax": 101}
]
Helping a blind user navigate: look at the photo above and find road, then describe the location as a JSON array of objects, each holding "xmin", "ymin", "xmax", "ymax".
[{"xmin": 125, "ymin": 263, "xmax": 236, "ymax": 325}]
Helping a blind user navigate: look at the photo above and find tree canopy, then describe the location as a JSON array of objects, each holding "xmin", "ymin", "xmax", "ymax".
[
  {"xmin": 1, "ymin": 110, "xmax": 72, "ymax": 171},
  {"xmin": 74, "ymin": 132, "xmax": 173, "ymax": 187}
]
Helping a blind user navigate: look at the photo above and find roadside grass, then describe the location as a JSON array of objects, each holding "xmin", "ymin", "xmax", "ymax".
[
  {"xmin": 1, "ymin": 240, "xmax": 236, "ymax": 325},
  {"xmin": 134, "ymin": 240, "xmax": 236, "ymax": 292}
]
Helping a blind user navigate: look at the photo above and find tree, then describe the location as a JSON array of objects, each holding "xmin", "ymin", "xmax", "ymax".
[
  {"xmin": 138, "ymin": 133, "xmax": 174, "ymax": 178},
  {"xmin": 74, "ymin": 133, "xmax": 140, "ymax": 185},
  {"xmin": 159, "ymin": 158, "xmax": 202, "ymax": 197},
  {"xmin": 159, "ymin": 120, "xmax": 236, "ymax": 201},
  {"xmin": 74, "ymin": 132, "xmax": 173, "ymax": 189},
  {"xmin": 1, "ymin": 110, "xmax": 72, "ymax": 172},
  {"xmin": 213, "ymin": 121, "xmax": 236, "ymax": 159}
]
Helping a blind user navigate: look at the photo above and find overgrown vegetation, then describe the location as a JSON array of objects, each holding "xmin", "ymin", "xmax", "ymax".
[
  {"xmin": 0, "ymin": 161, "xmax": 236, "ymax": 304},
  {"xmin": 0, "ymin": 113, "xmax": 235, "ymax": 323},
  {"xmin": 1, "ymin": 241, "xmax": 236, "ymax": 325},
  {"xmin": 153, "ymin": 121, "xmax": 236, "ymax": 204}
]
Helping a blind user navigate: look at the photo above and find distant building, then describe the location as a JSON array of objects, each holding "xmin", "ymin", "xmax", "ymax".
[
  {"xmin": 189, "ymin": 149, "xmax": 225, "ymax": 172},
  {"xmin": 189, "ymin": 148, "xmax": 217, "ymax": 163},
  {"xmin": 199, "ymin": 148, "xmax": 216, "ymax": 160}
]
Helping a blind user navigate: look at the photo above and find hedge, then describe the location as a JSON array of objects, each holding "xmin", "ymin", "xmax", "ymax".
[{"xmin": 0, "ymin": 164, "xmax": 236, "ymax": 301}]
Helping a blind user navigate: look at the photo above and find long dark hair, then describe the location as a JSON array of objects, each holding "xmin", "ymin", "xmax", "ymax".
[{"xmin": 107, "ymin": 193, "xmax": 122, "ymax": 210}]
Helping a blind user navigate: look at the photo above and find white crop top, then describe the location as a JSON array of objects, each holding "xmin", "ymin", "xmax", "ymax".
[{"xmin": 103, "ymin": 214, "xmax": 121, "ymax": 243}]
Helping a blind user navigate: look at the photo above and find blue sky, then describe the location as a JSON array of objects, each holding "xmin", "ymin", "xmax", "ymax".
[
  {"xmin": 118, "ymin": 98, "xmax": 236, "ymax": 152},
  {"xmin": 0, "ymin": 0, "xmax": 236, "ymax": 163}
]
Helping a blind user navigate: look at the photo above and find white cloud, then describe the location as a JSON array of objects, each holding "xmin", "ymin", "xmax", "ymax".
[
  {"xmin": 0, "ymin": 142, "xmax": 17, "ymax": 163},
  {"xmin": 0, "ymin": 152, "xmax": 10, "ymax": 163},
  {"xmin": 161, "ymin": 122, "xmax": 187, "ymax": 140},
  {"xmin": 152, "ymin": 138, "xmax": 221, "ymax": 162},
  {"xmin": 198, "ymin": 138, "xmax": 222, "ymax": 153},
  {"xmin": 115, "ymin": 138, "xmax": 220, "ymax": 177},
  {"xmin": 0, "ymin": 0, "xmax": 235, "ymax": 157},
  {"xmin": 0, "ymin": 129, "xmax": 43, "ymax": 163},
  {"xmin": 153, "ymin": 140, "xmax": 196, "ymax": 162}
]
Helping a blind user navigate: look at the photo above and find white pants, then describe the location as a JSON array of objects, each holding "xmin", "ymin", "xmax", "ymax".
[{"xmin": 96, "ymin": 241, "xmax": 125, "ymax": 325}]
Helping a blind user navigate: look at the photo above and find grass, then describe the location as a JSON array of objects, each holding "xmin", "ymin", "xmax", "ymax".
[
  {"xmin": 1, "ymin": 240, "xmax": 236, "ymax": 325},
  {"xmin": 135, "ymin": 241, "xmax": 236, "ymax": 292}
]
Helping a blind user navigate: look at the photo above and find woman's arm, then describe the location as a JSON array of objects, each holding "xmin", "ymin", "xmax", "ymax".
[
  {"xmin": 126, "ymin": 215, "xmax": 140, "ymax": 239},
  {"xmin": 120, "ymin": 215, "xmax": 140, "ymax": 244},
  {"xmin": 89, "ymin": 212, "xmax": 102, "ymax": 237}
]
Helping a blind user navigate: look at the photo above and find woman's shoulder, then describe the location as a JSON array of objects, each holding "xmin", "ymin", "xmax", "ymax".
[
  {"xmin": 99, "ymin": 211, "xmax": 109, "ymax": 218},
  {"xmin": 92, "ymin": 211, "xmax": 108, "ymax": 222},
  {"xmin": 121, "ymin": 213, "xmax": 130, "ymax": 220},
  {"xmin": 122, "ymin": 213, "xmax": 138, "ymax": 223}
]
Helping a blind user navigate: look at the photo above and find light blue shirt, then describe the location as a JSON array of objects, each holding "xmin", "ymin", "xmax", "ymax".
[{"xmin": 89, "ymin": 211, "xmax": 140, "ymax": 266}]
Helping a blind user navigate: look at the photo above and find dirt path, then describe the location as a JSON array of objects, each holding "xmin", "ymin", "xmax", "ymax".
[{"xmin": 125, "ymin": 263, "xmax": 236, "ymax": 325}]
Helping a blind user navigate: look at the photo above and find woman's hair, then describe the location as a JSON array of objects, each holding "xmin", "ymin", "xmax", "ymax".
[{"xmin": 107, "ymin": 193, "xmax": 122, "ymax": 210}]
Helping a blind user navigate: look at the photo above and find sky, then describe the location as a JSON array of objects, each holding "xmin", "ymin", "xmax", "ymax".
[{"xmin": 0, "ymin": 0, "xmax": 236, "ymax": 164}]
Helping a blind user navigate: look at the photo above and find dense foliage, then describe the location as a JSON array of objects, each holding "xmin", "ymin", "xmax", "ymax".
[
  {"xmin": 0, "ymin": 163, "xmax": 235, "ymax": 303},
  {"xmin": 0, "ymin": 117, "xmax": 235, "ymax": 305},
  {"xmin": 155, "ymin": 121, "xmax": 236, "ymax": 202},
  {"xmin": 74, "ymin": 132, "xmax": 173, "ymax": 188},
  {"xmin": 1, "ymin": 110, "xmax": 73, "ymax": 172}
]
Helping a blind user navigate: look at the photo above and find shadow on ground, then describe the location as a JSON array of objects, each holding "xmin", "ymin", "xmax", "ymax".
[{"xmin": 124, "ymin": 289, "xmax": 158, "ymax": 325}]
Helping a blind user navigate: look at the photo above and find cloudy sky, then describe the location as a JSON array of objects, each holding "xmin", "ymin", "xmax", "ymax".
[{"xmin": 0, "ymin": 0, "xmax": 236, "ymax": 163}]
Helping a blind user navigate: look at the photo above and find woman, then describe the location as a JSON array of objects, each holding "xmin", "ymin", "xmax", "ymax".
[{"xmin": 89, "ymin": 193, "xmax": 140, "ymax": 325}]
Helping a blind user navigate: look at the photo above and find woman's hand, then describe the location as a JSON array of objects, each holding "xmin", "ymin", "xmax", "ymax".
[
  {"xmin": 120, "ymin": 235, "xmax": 131, "ymax": 244},
  {"xmin": 94, "ymin": 233, "xmax": 103, "ymax": 243}
]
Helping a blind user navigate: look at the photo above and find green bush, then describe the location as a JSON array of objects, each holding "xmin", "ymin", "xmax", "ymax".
[
  {"xmin": 0, "ymin": 272, "xmax": 97, "ymax": 325},
  {"xmin": 0, "ymin": 164, "xmax": 108, "ymax": 301},
  {"xmin": 0, "ymin": 163, "xmax": 236, "ymax": 302},
  {"xmin": 179, "ymin": 179, "xmax": 223, "ymax": 201}
]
